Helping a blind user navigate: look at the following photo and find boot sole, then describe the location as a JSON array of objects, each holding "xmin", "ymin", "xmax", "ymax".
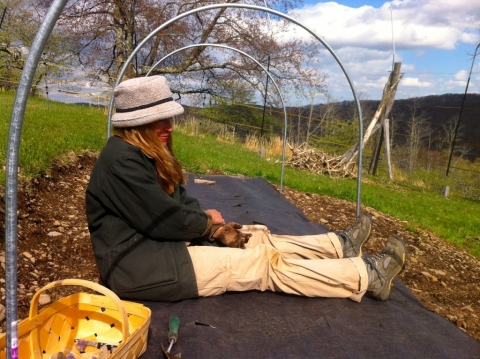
[
  {"xmin": 357, "ymin": 213, "xmax": 373, "ymax": 257},
  {"xmin": 392, "ymin": 235, "xmax": 408, "ymax": 274},
  {"xmin": 376, "ymin": 235, "xmax": 408, "ymax": 301}
]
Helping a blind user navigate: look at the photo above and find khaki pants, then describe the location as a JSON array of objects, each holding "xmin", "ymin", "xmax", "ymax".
[{"xmin": 187, "ymin": 225, "xmax": 368, "ymax": 302}]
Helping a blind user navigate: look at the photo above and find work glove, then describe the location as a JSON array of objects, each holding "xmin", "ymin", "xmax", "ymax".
[{"xmin": 209, "ymin": 222, "xmax": 252, "ymax": 249}]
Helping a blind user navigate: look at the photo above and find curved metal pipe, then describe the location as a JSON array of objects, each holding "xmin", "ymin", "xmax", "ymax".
[
  {"xmin": 5, "ymin": 1, "xmax": 69, "ymax": 357},
  {"xmin": 109, "ymin": 3, "xmax": 364, "ymax": 216},
  {"xmin": 145, "ymin": 43, "xmax": 288, "ymax": 192}
]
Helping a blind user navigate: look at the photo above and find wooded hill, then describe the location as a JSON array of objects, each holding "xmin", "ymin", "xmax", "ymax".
[
  {"xmin": 343, "ymin": 93, "xmax": 480, "ymax": 159},
  {"xmin": 187, "ymin": 92, "xmax": 479, "ymax": 160}
]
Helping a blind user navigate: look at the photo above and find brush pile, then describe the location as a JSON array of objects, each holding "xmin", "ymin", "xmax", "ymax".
[{"xmin": 284, "ymin": 143, "xmax": 357, "ymax": 178}]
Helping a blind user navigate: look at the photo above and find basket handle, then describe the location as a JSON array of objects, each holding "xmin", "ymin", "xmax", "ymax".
[{"xmin": 29, "ymin": 279, "xmax": 130, "ymax": 340}]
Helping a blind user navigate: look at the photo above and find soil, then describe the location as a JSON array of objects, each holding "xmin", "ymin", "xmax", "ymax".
[{"xmin": 0, "ymin": 154, "xmax": 479, "ymax": 343}]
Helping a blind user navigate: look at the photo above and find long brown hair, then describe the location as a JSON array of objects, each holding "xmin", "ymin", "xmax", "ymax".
[{"xmin": 114, "ymin": 125, "xmax": 185, "ymax": 194}]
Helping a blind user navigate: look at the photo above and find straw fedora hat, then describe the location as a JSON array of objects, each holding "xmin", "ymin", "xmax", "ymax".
[{"xmin": 111, "ymin": 76, "xmax": 184, "ymax": 128}]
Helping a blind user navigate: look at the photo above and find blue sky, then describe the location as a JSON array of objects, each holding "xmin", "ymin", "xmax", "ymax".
[
  {"xmin": 286, "ymin": 0, "xmax": 480, "ymax": 102},
  {"xmin": 53, "ymin": 1, "xmax": 479, "ymax": 106}
]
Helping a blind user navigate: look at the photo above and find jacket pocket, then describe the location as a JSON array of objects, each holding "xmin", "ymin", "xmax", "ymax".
[{"xmin": 107, "ymin": 234, "xmax": 178, "ymax": 293}]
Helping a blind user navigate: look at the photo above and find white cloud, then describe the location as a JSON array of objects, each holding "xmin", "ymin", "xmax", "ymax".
[
  {"xmin": 443, "ymin": 70, "xmax": 470, "ymax": 88},
  {"xmin": 460, "ymin": 32, "xmax": 480, "ymax": 44},
  {"xmin": 315, "ymin": 46, "xmax": 398, "ymax": 99},
  {"xmin": 289, "ymin": 0, "xmax": 479, "ymax": 51},
  {"xmin": 273, "ymin": 1, "xmax": 480, "ymax": 101},
  {"xmin": 454, "ymin": 70, "xmax": 468, "ymax": 81},
  {"xmin": 400, "ymin": 63, "xmax": 415, "ymax": 72},
  {"xmin": 472, "ymin": 67, "xmax": 480, "ymax": 90},
  {"xmin": 400, "ymin": 77, "xmax": 432, "ymax": 87}
]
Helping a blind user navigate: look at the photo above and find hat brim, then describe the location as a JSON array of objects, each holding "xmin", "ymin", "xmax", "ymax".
[{"xmin": 112, "ymin": 100, "xmax": 184, "ymax": 128}]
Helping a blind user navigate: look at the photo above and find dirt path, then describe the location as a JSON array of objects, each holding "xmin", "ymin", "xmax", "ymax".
[{"xmin": 1, "ymin": 154, "xmax": 479, "ymax": 343}]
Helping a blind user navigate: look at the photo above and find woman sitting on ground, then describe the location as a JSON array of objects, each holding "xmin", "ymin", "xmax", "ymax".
[{"xmin": 86, "ymin": 75, "xmax": 407, "ymax": 303}]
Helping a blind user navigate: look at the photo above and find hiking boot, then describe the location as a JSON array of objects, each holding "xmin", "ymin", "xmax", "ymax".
[
  {"xmin": 336, "ymin": 212, "xmax": 372, "ymax": 257},
  {"xmin": 364, "ymin": 235, "xmax": 408, "ymax": 301}
]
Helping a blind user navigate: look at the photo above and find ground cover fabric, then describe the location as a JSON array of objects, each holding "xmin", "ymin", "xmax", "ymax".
[{"xmin": 138, "ymin": 174, "xmax": 480, "ymax": 359}]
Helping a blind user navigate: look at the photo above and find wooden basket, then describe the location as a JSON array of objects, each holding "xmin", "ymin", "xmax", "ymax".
[{"xmin": 0, "ymin": 279, "xmax": 151, "ymax": 359}]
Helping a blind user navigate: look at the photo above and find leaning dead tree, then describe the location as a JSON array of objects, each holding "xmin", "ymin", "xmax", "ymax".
[
  {"xmin": 285, "ymin": 62, "xmax": 403, "ymax": 178},
  {"xmin": 285, "ymin": 63, "xmax": 403, "ymax": 179},
  {"xmin": 339, "ymin": 62, "xmax": 403, "ymax": 170}
]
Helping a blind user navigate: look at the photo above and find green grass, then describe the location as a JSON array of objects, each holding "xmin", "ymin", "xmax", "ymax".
[
  {"xmin": 2, "ymin": 91, "xmax": 479, "ymax": 258},
  {"xmin": 174, "ymin": 132, "xmax": 480, "ymax": 257},
  {"xmin": 0, "ymin": 91, "xmax": 106, "ymax": 182}
]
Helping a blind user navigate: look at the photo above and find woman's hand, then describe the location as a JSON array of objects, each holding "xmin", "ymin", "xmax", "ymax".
[
  {"xmin": 211, "ymin": 222, "xmax": 252, "ymax": 249},
  {"xmin": 205, "ymin": 209, "xmax": 225, "ymax": 225}
]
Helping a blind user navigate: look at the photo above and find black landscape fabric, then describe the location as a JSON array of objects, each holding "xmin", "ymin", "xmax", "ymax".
[{"xmin": 138, "ymin": 174, "xmax": 480, "ymax": 359}]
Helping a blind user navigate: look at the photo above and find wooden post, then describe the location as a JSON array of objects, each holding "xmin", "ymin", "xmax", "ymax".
[
  {"xmin": 297, "ymin": 107, "xmax": 301, "ymax": 144},
  {"xmin": 306, "ymin": 94, "xmax": 315, "ymax": 143},
  {"xmin": 384, "ymin": 118, "xmax": 393, "ymax": 179}
]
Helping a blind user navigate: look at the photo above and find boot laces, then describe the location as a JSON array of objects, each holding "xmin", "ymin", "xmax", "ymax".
[
  {"xmin": 365, "ymin": 253, "xmax": 388, "ymax": 284},
  {"xmin": 336, "ymin": 231, "xmax": 357, "ymax": 252}
]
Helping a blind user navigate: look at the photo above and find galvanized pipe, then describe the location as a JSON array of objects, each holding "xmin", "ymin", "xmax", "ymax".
[
  {"xmin": 5, "ymin": 1, "xmax": 69, "ymax": 357},
  {"xmin": 145, "ymin": 43, "xmax": 288, "ymax": 192},
  {"xmin": 109, "ymin": 3, "xmax": 364, "ymax": 216}
]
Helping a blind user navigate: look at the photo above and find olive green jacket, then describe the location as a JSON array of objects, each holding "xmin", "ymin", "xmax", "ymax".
[{"xmin": 86, "ymin": 136, "xmax": 210, "ymax": 301}]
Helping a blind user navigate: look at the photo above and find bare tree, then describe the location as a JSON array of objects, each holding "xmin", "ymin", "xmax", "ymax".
[
  {"xmin": 304, "ymin": 94, "xmax": 316, "ymax": 143},
  {"xmin": 298, "ymin": 92, "xmax": 336, "ymax": 143},
  {"xmin": 437, "ymin": 115, "xmax": 467, "ymax": 153},
  {"xmin": 452, "ymin": 144, "xmax": 473, "ymax": 165},
  {"xmin": 297, "ymin": 106, "xmax": 302, "ymax": 144},
  {"xmin": 313, "ymin": 93, "xmax": 340, "ymax": 140},
  {"xmin": 39, "ymin": 0, "xmax": 326, "ymax": 100},
  {"xmin": 0, "ymin": 0, "xmax": 73, "ymax": 93},
  {"xmin": 405, "ymin": 97, "xmax": 430, "ymax": 173}
]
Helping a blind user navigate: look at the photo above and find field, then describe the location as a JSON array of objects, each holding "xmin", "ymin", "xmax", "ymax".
[{"xmin": 0, "ymin": 93, "xmax": 479, "ymax": 341}]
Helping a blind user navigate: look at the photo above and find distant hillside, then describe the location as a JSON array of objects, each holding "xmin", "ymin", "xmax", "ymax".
[
  {"xmin": 186, "ymin": 93, "xmax": 480, "ymax": 159},
  {"xmin": 377, "ymin": 94, "xmax": 478, "ymax": 158},
  {"xmin": 314, "ymin": 93, "xmax": 480, "ymax": 158}
]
